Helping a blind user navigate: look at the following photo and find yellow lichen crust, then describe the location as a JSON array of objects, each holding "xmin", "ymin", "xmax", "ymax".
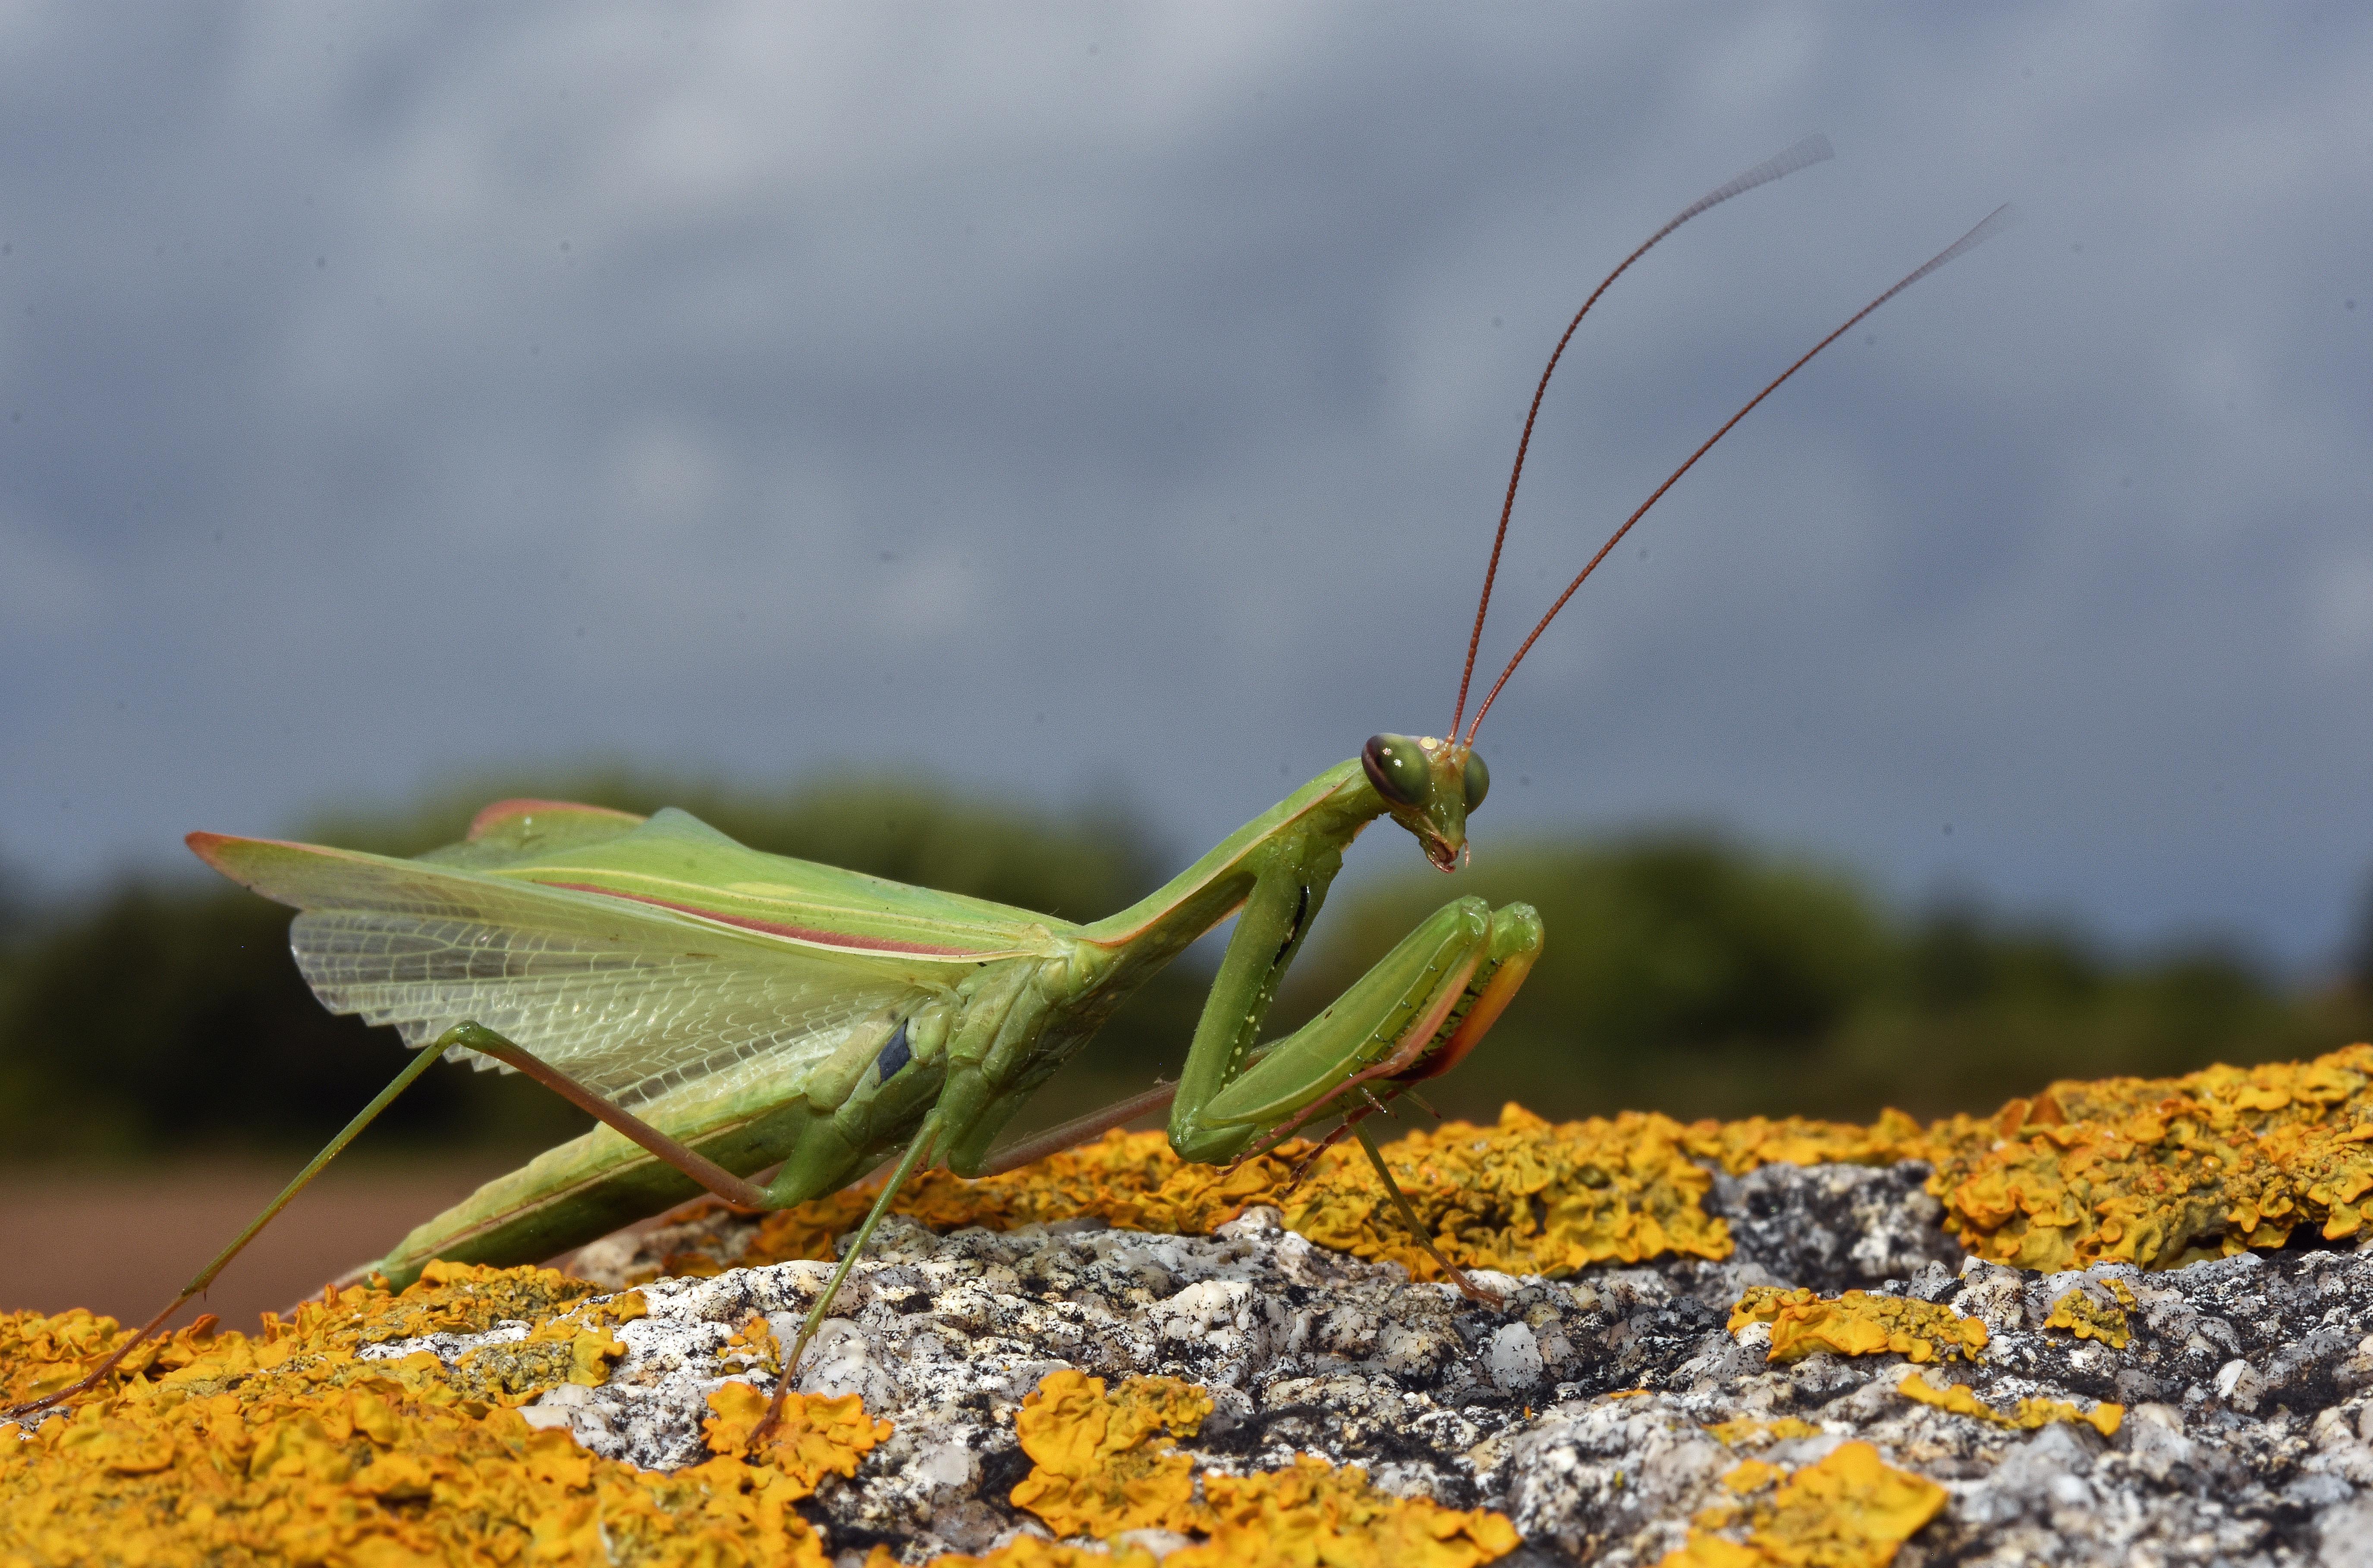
[
  {"xmin": 1169, "ymin": 1455, "xmax": 1522, "ymax": 1568},
  {"xmin": 1896, "ymin": 1372, "xmax": 2123, "ymax": 1437},
  {"xmin": 730, "ymin": 1129, "xmax": 1326, "ymax": 1275},
  {"xmin": 714, "ymin": 1309, "xmax": 784, "ymax": 1377},
  {"xmin": 2042, "ymin": 1279, "xmax": 2137, "ymax": 1349},
  {"xmin": 5, "ymin": 1297, "xmax": 1518, "ymax": 1568},
  {"xmin": 32, "ymin": 1046, "xmax": 2373, "ymax": 1565},
  {"xmin": 1662, "ymin": 1443, "xmax": 1947, "ymax": 1568},
  {"xmin": 0, "ymin": 1265, "xmax": 873, "ymax": 1567},
  {"xmin": 701, "ymin": 1380, "xmax": 892, "ymax": 1486},
  {"xmin": 1924, "ymin": 1044, "xmax": 2373, "ymax": 1271},
  {"xmin": 0, "ymin": 1259, "xmax": 627, "ymax": 1414},
  {"xmin": 1728, "ymin": 1287, "xmax": 1989, "ymax": 1365},
  {"xmin": 1279, "ymin": 1107, "xmax": 1732, "ymax": 1276},
  {"xmin": 736, "ymin": 1106, "xmax": 1735, "ymax": 1285},
  {"xmin": 998, "ymin": 1369, "xmax": 1519, "ymax": 1568},
  {"xmin": 1009, "ymin": 1369, "xmax": 1214, "ymax": 1538},
  {"xmin": 1, "ymin": 1306, "xmax": 197, "ymax": 1413},
  {"xmin": 1680, "ymin": 1110, "xmax": 1931, "ymax": 1176},
  {"xmin": 1704, "ymin": 1417, "xmax": 1824, "ymax": 1447},
  {"xmin": 709, "ymin": 1046, "xmax": 2373, "ymax": 1285},
  {"xmin": 931, "ymin": 1541, "xmax": 1158, "ymax": 1568}
]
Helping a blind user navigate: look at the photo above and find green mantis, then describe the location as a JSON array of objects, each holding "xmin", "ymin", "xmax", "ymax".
[{"xmin": 8, "ymin": 138, "xmax": 2006, "ymax": 1427}]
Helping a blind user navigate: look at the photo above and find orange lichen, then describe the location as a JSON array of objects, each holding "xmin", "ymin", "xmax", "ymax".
[
  {"xmin": 716, "ymin": 1044, "xmax": 2363, "ymax": 1283},
  {"xmin": 709, "ymin": 1039, "xmax": 2362, "ymax": 1286},
  {"xmin": 1718, "ymin": 1458, "xmax": 1782, "ymax": 1495},
  {"xmin": 4, "ymin": 1277, "xmax": 1516, "ymax": 1568},
  {"xmin": 727, "ymin": 1129, "xmax": 1321, "ymax": 1274},
  {"xmin": 733, "ymin": 1105, "xmax": 1735, "ymax": 1285},
  {"xmin": 1705, "ymin": 1417, "xmax": 1823, "ymax": 1447},
  {"xmin": 29, "ymin": 1046, "xmax": 2373, "ymax": 1565},
  {"xmin": 1169, "ymin": 1454, "xmax": 1521, "ymax": 1568},
  {"xmin": 1009, "ymin": 1370, "xmax": 1214, "ymax": 1538},
  {"xmin": 1924, "ymin": 1044, "xmax": 2373, "ymax": 1271},
  {"xmin": 1729, "ymin": 1287, "xmax": 1988, "ymax": 1365},
  {"xmin": 933, "ymin": 1541, "xmax": 1158, "ymax": 1568},
  {"xmin": 1662, "ymin": 1443, "xmax": 1947, "ymax": 1568},
  {"xmin": 1896, "ymin": 1371, "xmax": 2123, "ymax": 1437},
  {"xmin": 715, "ymin": 1309, "xmax": 783, "ymax": 1378},
  {"xmin": 682, "ymin": 1050, "xmax": 2367, "ymax": 1287},
  {"xmin": 997, "ymin": 1369, "xmax": 1518, "ymax": 1568},
  {"xmin": 1278, "ymin": 1107, "xmax": 1732, "ymax": 1276},
  {"xmin": 1680, "ymin": 1110, "xmax": 1931, "ymax": 1176},
  {"xmin": 731, "ymin": 1039, "xmax": 2363, "ymax": 1281},
  {"xmin": 701, "ymin": 1380, "xmax": 892, "ymax": 1486},
  {"xmin": 0, "ymin": 1266, "xmax": 864, "ymax": 1566},
  {"xmin": 2, "ymin": 1306, "xmax": 222, "ymax": 1412},
  {"xmin": 2043, "ymin": 1279, "xmax": 2136, "ymax": 1349}
]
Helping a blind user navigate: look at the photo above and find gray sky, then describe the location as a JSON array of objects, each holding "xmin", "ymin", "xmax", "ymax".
[{"xmin": 3, "ymin": 5, "xmax": 2369, "ymax": 971}]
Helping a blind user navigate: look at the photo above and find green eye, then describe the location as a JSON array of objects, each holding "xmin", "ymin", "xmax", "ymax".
[
  {"xmin": 1362, "ymin": 734, "xmax": 1430, "ymax": 808},
  {"xmin": 1462, "ymin": 751, "xmax": 1490, "ymax": 811}
]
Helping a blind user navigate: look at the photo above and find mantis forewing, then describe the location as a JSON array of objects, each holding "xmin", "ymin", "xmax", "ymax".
[{"xmin": 8, "ymin": 139, "xmax": 2007, "ymax": 1425}]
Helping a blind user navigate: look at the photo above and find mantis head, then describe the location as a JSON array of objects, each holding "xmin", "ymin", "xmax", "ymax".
[{"xmin": 1363, "ymin": 733, "xmax": 1487, "ymax": 872}]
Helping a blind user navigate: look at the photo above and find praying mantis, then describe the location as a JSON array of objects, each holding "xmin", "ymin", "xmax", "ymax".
[{"xmin": 8, "ymin": 138, "xmax": 2006, "ymax": 1428}]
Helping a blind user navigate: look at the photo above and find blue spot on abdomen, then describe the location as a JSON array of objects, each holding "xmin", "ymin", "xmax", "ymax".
[{"xmin": 875, "ymin": 1019, "xmax": 913, "ymax": 1082}]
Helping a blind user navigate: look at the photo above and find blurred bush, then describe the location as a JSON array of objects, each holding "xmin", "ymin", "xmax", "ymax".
[
  {"xmin": 1276, "ymin": 833, "xmax": 2373, "ymax": 1126},
  {"xmin": 2, "ymin": 787, "xmax": 2367, "ymax": 1164}
]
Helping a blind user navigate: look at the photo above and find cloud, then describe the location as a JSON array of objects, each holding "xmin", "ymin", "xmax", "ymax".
[
  {"xmin": 0, "ymin": 509, "xmax": 93, "ymax": 637},
  {"xmin": 3, "ymin": 3, "xmax": 2370, "ymax": 970},
  {"xmin": 2308, "ymin": 556, "xmax": 2373, "ymax": 669}
]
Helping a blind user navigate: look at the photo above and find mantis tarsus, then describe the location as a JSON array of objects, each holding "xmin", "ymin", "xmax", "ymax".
[{"xmin": 9, "ymin": 137, "xmax": 2006, "ymax": 1429}]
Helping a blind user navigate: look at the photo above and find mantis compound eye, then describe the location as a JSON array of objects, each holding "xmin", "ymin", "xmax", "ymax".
[
  {"xmin": 1362, "ymin": 734, "xmax": 1431, "ymax": 808},
  {"xmin": 1462, "ymin": 750, "xmax": 1490, "ymax": 811}
]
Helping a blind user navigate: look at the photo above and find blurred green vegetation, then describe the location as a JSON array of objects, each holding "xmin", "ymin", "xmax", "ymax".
[
  {"xmin": 0, "ymin": 779, "xmax": 2367, "ymax": 1168},
  {"xmin": 1278, "ymin": 835, "xmax": 2373, "ymax": 1125}
]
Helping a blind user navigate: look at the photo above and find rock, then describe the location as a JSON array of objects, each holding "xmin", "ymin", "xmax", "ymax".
[{"xmin": 338, "ymin": 1160, "xmax": 2373, "ymax": 1563}]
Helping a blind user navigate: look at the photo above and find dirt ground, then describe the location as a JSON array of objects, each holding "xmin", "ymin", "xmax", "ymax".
[{"xmin": 0, "ymin": 1158, "xmax": 531, "ymax": 1332}]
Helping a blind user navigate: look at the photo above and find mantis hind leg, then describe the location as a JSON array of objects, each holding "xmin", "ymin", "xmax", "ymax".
[
  {"xmin": 0, "ymin": 1038, "xmax": 452, "ymax": 1423},
  {"xmin": 46, "ymin": 1013, "xmax": 820, "ymax": 1420},
  {"xmin": 441, "ymin": 1022, "xmax": 776, "ymax": 1209}
]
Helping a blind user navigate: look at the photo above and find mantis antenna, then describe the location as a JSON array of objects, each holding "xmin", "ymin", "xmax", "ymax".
[
  {"xmin": 1448, "ymin": 133, "xmax": 1836, "ymax": 741},
  {"xmin": 1449, "ymin": 173, "xmax": 2014, "ymax": 745}
]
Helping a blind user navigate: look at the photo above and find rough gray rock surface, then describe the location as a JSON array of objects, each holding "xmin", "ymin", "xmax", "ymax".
[{"xmin": 360, "ymin": 1160, "xmax": 2373, "ymax": 1565}]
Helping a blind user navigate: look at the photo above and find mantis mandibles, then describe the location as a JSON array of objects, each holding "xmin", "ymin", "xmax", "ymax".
[{"xmin": 10, "ymin": 139, "xmax": 2005, "ymax": 1428}]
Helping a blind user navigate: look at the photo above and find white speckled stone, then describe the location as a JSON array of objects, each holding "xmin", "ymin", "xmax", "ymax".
[{"xmin": 341, "ymin": 1163, "xmax": 2373, "ymax": 1565}]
